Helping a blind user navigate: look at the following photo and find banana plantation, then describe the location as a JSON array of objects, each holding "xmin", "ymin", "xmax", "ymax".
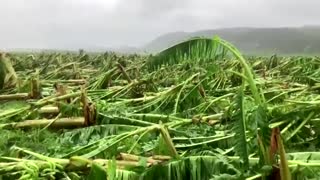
[{"xmin": 1, "ymin": 37, "xmax": 320, "ymax": 179}]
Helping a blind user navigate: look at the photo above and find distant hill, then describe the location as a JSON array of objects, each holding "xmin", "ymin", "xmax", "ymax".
[{"xmin": 142, "ymin": 26, "xmax": 320, "ymax": 55}]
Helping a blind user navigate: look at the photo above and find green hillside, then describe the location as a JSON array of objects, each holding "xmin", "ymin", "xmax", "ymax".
[{"xmin": 143, "ymin": 26, "xmax": 320, "ymax": 54}]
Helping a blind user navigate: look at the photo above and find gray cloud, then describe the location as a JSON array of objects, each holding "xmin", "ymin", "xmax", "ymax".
[{"xmin": 0, "ymin": 0, "xmax": 319, "ymax": 49}]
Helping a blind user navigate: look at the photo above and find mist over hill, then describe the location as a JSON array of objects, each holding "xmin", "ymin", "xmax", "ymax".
[
  {"xmin": 142, "ymin": 26, "xmax": 320, "ymax": 54},
  {"xmin": 5, "ymin": 26, "xmax": 320, "ymax": 55}
]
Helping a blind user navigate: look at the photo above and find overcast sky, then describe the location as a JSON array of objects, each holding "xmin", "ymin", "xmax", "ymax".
[{"xmin": 1, "ymin": 0, "xmax": 319, "ymax": 49}]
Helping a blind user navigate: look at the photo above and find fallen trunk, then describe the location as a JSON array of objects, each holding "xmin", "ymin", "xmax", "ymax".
[
  {"xmin": 42, "ymin": 79, "xmax": 87, "ymax": 85},
  {"xmin": 0, "ymin": 154, "xmax": 170, "ymax": 177},
  {"xmin": 38, "ymin": 106, "xmax": 60, "ymax": 114},
  {"xmin": 0, "ymin": 93, "xmax": 29, "ymax": 101},
  {"xmin": 0, "ymin": 117, "xmax": 85, "ymax": 129},
  {"xmin": 118, "ymin": 153, "xmax": 170, "ymax": 165}
]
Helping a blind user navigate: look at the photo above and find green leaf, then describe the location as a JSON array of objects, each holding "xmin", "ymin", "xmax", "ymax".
[
  {"xmin": 107, "ymin": 157, "xmax": 117, "ymax": 180},
  {"xmin": 233, "ymin": 88, "xmax": 249, "ymax": 170},
  {"xmin": 87, "ymin": 163, "xmax": 107, "ymax": 180},
  {"xmin": 252, "ymin": 104, "xmax": 271, "ymax": 165},
  {"xmin": 138, "ymin": 157, "xmax": 148, "ymax": 168},
  {"xmin": 146, "ymin": 37, "xmax": 228, "ymax": 71},
  {"xmin": 153, "ymin": 135, "xmax": 172, "ymax": 156}
]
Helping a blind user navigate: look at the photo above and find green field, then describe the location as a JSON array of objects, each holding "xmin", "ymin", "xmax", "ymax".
[{"xmin": 1, "ymin": 37, "xmax": 320, "ymax": 179}]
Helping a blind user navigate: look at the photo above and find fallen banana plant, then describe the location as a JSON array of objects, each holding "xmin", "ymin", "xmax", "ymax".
[{"xmin": 2, "ymin": 37, "xmax": 320, "ymax": 179}]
